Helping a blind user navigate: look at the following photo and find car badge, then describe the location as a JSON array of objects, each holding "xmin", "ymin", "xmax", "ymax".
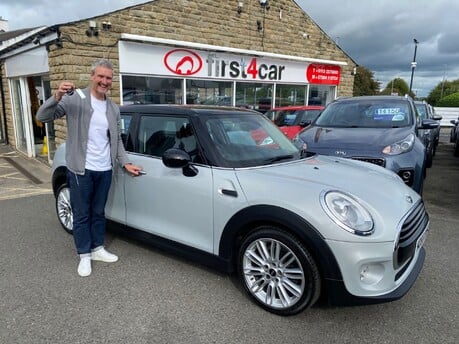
[
  {"xmin": 406, "ymin": 196, "xmax": 413, "ymax": 204},
  {"xmin": 335, "ymin": 150, "xmax": 347, "ymax": 156}
]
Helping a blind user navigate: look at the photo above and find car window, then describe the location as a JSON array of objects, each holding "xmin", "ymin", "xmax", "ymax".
[
  {"xmin": 316, "ymin": 100, "xmax": 411, "ymax": 128},
  {"xmin": 299, "ymin": 110, "xmax": 321, "ymax": 122},
  {"xmin": 273, "ymin": 110, "xmax": 298, "ymax": 126},
  {"xmin": 136, "ymin": 115, "xmax": 200, "ymax": 161},
  {"xmin": 415, "ymin": 104, "xmax": 428, "ymax": 120},
  {"xmin": 120, "ymin": 114, "xmax": 133, "ymax": 151},
  {"xmin": 203, "ymin": 114, "xmax": 299, "ymax": 167}
]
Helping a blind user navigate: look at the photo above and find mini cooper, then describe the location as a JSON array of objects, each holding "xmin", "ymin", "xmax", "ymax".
[{"xmin": 51, "ymin": 105, "xmax": 429, "ymax": 315}]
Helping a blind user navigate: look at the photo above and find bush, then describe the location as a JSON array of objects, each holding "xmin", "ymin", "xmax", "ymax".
[{"xmin": 437, "ymin": 92, "xmax": 459, "ymax": 107}]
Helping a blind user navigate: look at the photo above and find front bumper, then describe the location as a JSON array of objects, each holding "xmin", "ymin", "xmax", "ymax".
[{"xmin": 325, "ymin": 247, "xmax": 425, "ymax": 306}]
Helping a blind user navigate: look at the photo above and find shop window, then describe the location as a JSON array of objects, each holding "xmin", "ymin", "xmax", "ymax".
[
  {"xmin": 122, "ymin": 75, "xmax": 183, "ymax": 105},
  {"xmin": 275, "ymin": 84, "xmax": 307, "ymax": 107},
  {"xmin": 186, "ymin": 79, "xmax": 233, "ymax": 105},
  {"xmin": 235, "ymin": 82, "xmax": 273, "ymax": 113},
  {"xmin": 308, "ymin": 85, "xmax": 334, "ymax": 106}
]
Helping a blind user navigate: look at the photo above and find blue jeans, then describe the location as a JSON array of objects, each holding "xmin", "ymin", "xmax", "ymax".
[{"xmin": 67, "ymin": 169, "xmax": 112, "ymax": 255}]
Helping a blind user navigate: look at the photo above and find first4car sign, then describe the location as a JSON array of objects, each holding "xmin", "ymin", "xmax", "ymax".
[{"xmin": 119, "ymin": 41, "xmax": 342, "ymax": 85}]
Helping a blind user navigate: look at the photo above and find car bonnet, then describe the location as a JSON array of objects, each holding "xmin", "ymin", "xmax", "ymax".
[
  {"xmin": 299, "ymin": 126, "xmax": 413, "ymax": 154},
  {"xmin": 234, "ymin": 155, "xmax": 421, "ymax": 242}
]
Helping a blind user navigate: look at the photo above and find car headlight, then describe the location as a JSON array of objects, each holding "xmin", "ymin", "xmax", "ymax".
[
  {"xmin": 292, "ymin": 135, "xmax": 307, "ymax": 150},
  {"xmin": 382, "ymin": 134, "xmax": 415, "ymax": 155},
  {"xmin": 320, "ymin": 190, "xmax": 374, "ymax": 236}
]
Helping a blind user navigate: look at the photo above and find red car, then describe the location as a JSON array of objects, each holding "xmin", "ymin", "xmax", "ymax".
[{"xmin": 264, "ymin": 105, "xmax": 324, "ymax": 139}]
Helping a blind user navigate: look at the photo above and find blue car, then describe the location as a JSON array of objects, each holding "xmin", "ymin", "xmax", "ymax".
[{"xmin": 293, "ymin": 95, "xmax": 440, "ymax": 195}]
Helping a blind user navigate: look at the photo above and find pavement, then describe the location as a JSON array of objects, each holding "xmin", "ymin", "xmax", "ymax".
[{"xmin": 0, "ymin": 144, "xmax": 53, "ymax": 201}]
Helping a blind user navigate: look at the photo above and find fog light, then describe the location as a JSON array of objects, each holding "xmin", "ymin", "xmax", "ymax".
[
  {"xmin": 359, "ymin": 263, "xmax": 385, "ymax": 285},
  {"xmin": 402, "ymin": 171, "xmax": 412, "ymax": 180},
  {"xmin": 397, "ymin": 169, "xmax": 414, "ymax": 186}
]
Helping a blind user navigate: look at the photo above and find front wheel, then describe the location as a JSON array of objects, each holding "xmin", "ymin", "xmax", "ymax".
[
  {"xmin": 238, "ymin": 227, "xmax": 321, "ymax": 315},
  {"xmin": 55, "ymin": 183, "xmax": 73, "ymax": 234},
  {"xmin": 425, "ymin": 149, "xmax": 433, "ymax": 168},
  {"xmin": 454, "ymin": 138, "xmax": 459, "ymax": 157}
]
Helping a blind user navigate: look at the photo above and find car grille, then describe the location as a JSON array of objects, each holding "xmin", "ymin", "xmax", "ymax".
[
  {"xmin": 394, "ymin": 200, "xmax": 429, "ymax": 276},
  {"xmin": 350, "ymin": 157, "xmax": 386, "ymax": 167}
]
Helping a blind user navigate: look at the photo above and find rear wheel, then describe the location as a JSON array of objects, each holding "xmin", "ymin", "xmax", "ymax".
[
  {"xmin": 238, "ymin": 227, "xmax": 321, "ymax": 315},
  {"xmin": 55, "ymin": 183, "xmax": 73, "ymax": 234}
]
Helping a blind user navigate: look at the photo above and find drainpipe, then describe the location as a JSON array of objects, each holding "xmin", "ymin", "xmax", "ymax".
[{"xmin": 0, "ymin": 62, "xmax": 9, "ymax": 144}]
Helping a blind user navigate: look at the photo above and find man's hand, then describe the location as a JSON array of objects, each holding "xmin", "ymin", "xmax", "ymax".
[
  {"xmin": 124, "ymin": 163, "xmax": 144, "ymax": 176},
  {"xmin": 54, "ymin": 81, "xmax": 75, "ymax": 101}
]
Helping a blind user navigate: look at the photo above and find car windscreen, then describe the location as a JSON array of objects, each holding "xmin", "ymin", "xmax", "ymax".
[
  {"xmin": 202, "ymin": 113, "xmax": 301, "ymax": 167},
  {"xmin": 415, "ymin": 103, "xmax": 428, "ymax": 120},
  {"xmin": 315, "ymin": 100, "xmax": 412, "ymax": 128}
]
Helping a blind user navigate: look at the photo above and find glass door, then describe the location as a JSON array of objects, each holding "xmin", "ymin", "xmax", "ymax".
[{"xmin": 10, "ymin": 78, "xmax": 33, "ymax": 156}]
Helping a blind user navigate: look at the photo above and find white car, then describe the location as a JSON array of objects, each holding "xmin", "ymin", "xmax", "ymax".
[{"xmin": 51, "ymin": 105, "xmax": 429, "ymax": 315}]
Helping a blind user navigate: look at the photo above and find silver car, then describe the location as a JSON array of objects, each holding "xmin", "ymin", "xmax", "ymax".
[{"xmin": 51, "ymin": 105, "xmax": 429, "ymax": 315}]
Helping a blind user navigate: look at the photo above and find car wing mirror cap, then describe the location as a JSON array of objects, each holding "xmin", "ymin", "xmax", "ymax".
[
  {"xmin": 162, "ymin": 148, "xmax": 191, "ymax": 168},
  {"xmin": 162, "ymin": 148, "xmax": 198, "ymax": 177},
  {"xmin": 299, "ymin": 119, "xmax": 312, "ymax": 127},
  {"xmin": 421, "ymin": 119, "xmax": 440, "ymax": 129}
]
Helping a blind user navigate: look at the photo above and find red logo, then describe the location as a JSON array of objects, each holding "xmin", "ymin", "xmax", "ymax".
[
  {"xmin": 306, "ymin": 64, "xmax": 341, "ymax": 85},
  {"xmin": 163, "ymin": 49, "xmax": 203, "ymax": 76}
]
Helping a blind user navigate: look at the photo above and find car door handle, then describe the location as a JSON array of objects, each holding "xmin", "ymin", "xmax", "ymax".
[{"xmin": 219, "ymin": 189, "xmax": 238, "ymax": 197}]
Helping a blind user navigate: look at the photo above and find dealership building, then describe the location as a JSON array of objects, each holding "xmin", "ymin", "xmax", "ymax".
[{"xmin": 0, "ymin": 0, "xmax": 356, "ymax": 164}]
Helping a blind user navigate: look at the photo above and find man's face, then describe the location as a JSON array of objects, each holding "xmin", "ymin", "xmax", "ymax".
[{"xmin": 90, "ymin": 66, "xmax": 113, "ymax": 99}]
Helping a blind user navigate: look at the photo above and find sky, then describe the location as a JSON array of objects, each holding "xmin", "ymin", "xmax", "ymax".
[{"xmin": 1, "ymin": 0, "xmax": 457, "ymax": 98}]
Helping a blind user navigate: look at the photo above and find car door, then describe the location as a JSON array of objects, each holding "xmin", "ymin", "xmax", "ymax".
[
  {"xmin": 123, "ymin": 114, "xmax": 215, "ymax": 253},
  {"xmin": 105, "ymin": 114, "xmax": 133, "ymax": 225}
]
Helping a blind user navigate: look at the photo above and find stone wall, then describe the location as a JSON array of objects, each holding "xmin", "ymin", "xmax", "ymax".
[{"xmin": 0, "ymin": 61, "xmax": 14, "ymax": 147}]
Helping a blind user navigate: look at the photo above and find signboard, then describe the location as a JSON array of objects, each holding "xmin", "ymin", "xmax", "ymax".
[
  {"xmin": 306, "ymin": 64, "xmax": 341, "ymax": 85},
  {"xmin": 120, "ymin": 41, "xmax": 342, "ymax": 85}
]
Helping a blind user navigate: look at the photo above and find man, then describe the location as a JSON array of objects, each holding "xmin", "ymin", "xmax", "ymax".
[{"xmin": 37, "ymin": 59, "xmax": 142, "ymax": 277}]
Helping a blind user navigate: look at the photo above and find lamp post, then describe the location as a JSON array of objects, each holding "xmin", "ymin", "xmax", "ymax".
[
  {"xmin": 409, "ymin": 38, "xmax": 418, "ymax": 94},
  {"xmin": 440, "ymin": 64, "xmax": 447, "ymax": 99}
]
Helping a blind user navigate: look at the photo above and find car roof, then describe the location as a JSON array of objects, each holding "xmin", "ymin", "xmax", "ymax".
[
  {"xmin": 119, "ymin": 104, "xmax": 261, "ymax": 117},
  {"xmin": 270, "ymin": 105, "xmax": 325, "ymax": 111},
  {"xmin": 334, "ymin": 95, "xmax": 414, "ymax": 103}
]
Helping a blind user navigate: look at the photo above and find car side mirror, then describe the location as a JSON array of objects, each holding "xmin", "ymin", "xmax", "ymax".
[
  {"xmin": 451, "ymin": 119, "xmax": 459, "ymax": 125},
  {"xmin": 432, "ymin": 114, "xmax": 442, "ymax": 121},
  {"xmin": 162, "ymin": 148, "xmax": 198, "ymax": 177},
  {"xmin": 420, "ymin": 119, "xmax": 440, "ymax": 129},
  {"xmin": 299, "ymin": 119, "xmax": 312, "ymax": 127}
]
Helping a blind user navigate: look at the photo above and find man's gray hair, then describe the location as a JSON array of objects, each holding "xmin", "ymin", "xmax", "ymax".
[{"xmin": 91, "ymin": 59, "xmax": 113, "ymax": 73}]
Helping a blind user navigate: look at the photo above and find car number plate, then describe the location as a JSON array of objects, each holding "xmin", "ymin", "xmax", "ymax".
[{"xmin": 416, "ymin": 229, "xmax": 428, "ymax": 249}]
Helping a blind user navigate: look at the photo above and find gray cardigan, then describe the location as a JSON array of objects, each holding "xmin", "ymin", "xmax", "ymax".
[{"xmin": 37, "ymin": 87, "xmax": 130, "ymax": 175}]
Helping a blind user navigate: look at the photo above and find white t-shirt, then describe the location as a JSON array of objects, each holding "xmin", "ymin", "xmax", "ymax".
[{"xmin": 85, "ymin": 96, "xmax": 111, "ymax": 171}]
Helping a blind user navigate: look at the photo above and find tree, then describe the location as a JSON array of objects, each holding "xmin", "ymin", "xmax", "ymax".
[
  {"xmin": 353, "ymin": 66, "xmax": 380, "ymax": 96},
  {"xmin": 380, "ymin": 78, "xmax": 411, "ymax": 97},
  {"xmin": 426, "ymin": 79, "xmax": 459, "ymax": 106}
]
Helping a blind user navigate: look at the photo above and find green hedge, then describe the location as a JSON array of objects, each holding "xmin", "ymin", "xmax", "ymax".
[{"xmin": 437, "ymin": 92, "xmax": 459, "ymax": 107}]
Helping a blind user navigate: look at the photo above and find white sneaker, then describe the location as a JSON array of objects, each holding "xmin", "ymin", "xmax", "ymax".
[
  {"xmin": 91, "ymin": 248, "xmax": 118, "ymax": 263},
  {"xmin": 78, "ymin": 257, "xmax": 92, "ymax": 277}
]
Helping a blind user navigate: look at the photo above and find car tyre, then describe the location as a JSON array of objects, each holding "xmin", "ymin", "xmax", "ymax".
[
  {"xmin": 56, "ymin": 183, "xmax": 73, "ymax": 234},
  {"xmin": 426, "ymin": 149, "xmax": 433, "ymax": 168},
  {"xmin": 238, "ymin": 227, "xmax": 321, "ymax": 315},
  {"xmin": 454, "ymin": 139, "xmax": 459, "ymax": 157}
]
